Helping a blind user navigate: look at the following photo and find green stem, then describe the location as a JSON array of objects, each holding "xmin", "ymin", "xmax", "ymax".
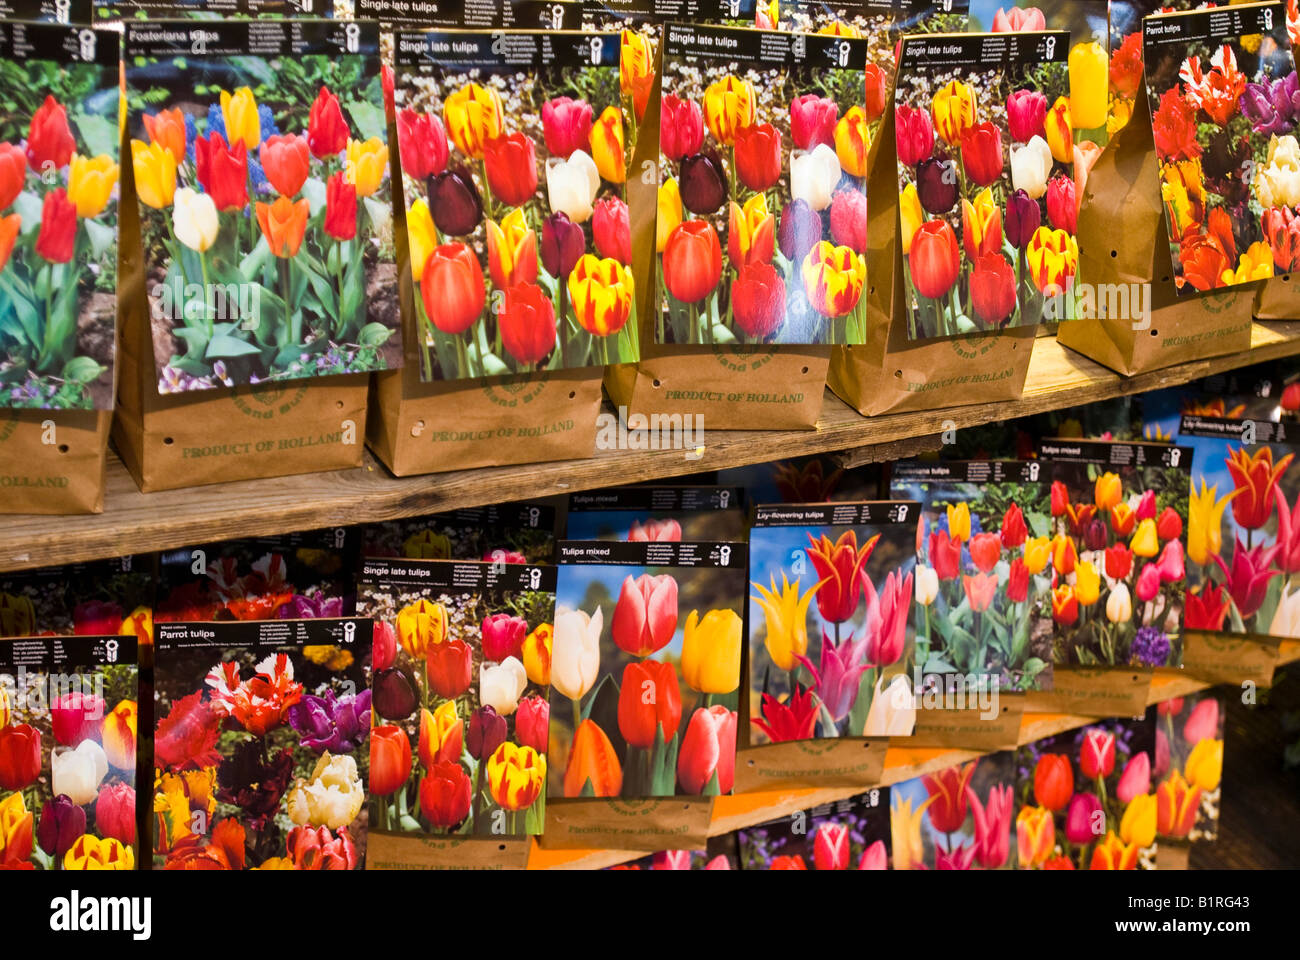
[
  {"xmin": 572, "ymin": 695, "xmax": 582, "ymax": 734},
  {"xmin": 200, "ymin": 251, "xmax": 213, "ymax": 338}
]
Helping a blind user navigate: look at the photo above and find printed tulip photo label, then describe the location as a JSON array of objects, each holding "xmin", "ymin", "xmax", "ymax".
[
  {"xmin": 1108, "ymin": 1, "xmax": 1208, "ymax": 139},
  {"xmin": 895, "ymin": 30, "xmax": 1075, "ymax": 340},
  {"xmin": 1143, "ymin": 2, "xmax": 1296, "ymax": 295},
  {"xmin": 124, "ymin": 19, "xmax": 400, "ymax": 396},
  {"xmin": 394, "ymin": 29, "xmax": 637, "ymax": 382},
  {"xmin": 565, "ymin": 485, "xmax": 748, "ymax": 542},
  {"xmin": 657, "ymin": 24, "xmax": 872, "ymax": 346},
  {"xmin": 1038, "ymin": 438, "xmax": 1193, "ymax": 670},
  {"xmin": 738, "ymin": 787, "xmax": 892, "ymax": 869},
  {"xmin": 1151, "ymin": 693, "xmax": 1223, "ymax": 844},
  {"xmin": 890, "ymin": 459, "xmax": 1054, "ymax": 692},
  {"xmin": 746, "ymin": 501, "xmax": 919, "ymax": 745},
  {"xmin": 0, "ymin": 635, "xmax": 139, "ymax": 871},
  {"xmin": 714, "ymin": 452, "xmax": 882, "ymax": 503},
  {"xmin": 362, "ymin": 502, "xmax": 557, "ymax": 563},
  {"xmin": 0, "ymin": 554, "xmax": 154, "ymax": 638},
  {"xmin": 891, "ymin": 751, "xmax": 1016, "ymax": 869},
  {"xmin": 548, "ymin": 539, "xmax": 748, "ymax": 800},
  {"xmin": 779, "ymin": 0, "xmax": 970, "ymax": 39},
  {"xmin": 0, "ymin": 23, "xmax": 119, "ymax": 411},
  {"xmin": 153, "ymin": 617, "xmax": 373, "ymax": 869}
]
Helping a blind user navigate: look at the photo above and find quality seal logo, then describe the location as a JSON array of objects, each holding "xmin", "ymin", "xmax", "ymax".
[
  {"xmin": 1197, "ymin": 287, "xmax": 1236, "ymax": 315},
  {"xmin": 482, "ymin": 369, "xmax": 549, "ymax": 409},
  {"xmin": 607, "ymin": 798, "xmax": 661, "ymax": 817},
  {"xmin": 794, "ymin": 739, "xmax": 844, "ymax": 757},
  {"xmin": 711, "ymin": 342, "xmax": 776, "ymax": 373},
  {"xmin": 949, "ymin": 331, "xmax": 1003, "ymax": 361},
  {"xmin": 231, "ymin": 383, "xmax": 308, "ymax": 420},
  {"xmin": 0, "ymin": 411, "xmax": 16, "ymax": 444}
]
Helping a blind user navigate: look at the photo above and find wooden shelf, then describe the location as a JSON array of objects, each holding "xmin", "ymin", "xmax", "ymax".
[
  {"xmin": 4, "ymin": 323, "xmax": 1300, "ymax": 573},
  {"xmin": 526, "ymin": 641, "xmax": 1300, "ymax": 869}
]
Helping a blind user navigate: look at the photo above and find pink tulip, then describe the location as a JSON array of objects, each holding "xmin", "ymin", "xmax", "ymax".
[
  {"xmin": 1065, "ymin": 792, "xmax": 1103, "ymax": 844},
  {"xmin": 969, "ymin": 783, "xmax": 1012, "ymax": 869},
  {"xmin": 1157, "ymin": 539, "xmax": 1185, "ymax": 584},
  {"xmin": 1136, "ymin": 490, "xmax": 1157, "ymax": 521},
  {"xmin": 814, "ymin": 822, "xmax": 850, "ymax": 870},
  {"xmin": 1183, "ymin": 698, "xmax": 1220, "ymax": 745},
  {"xmin": 1080, "ymin": 727, "xmax": 1115, "ymax": 779},
  {"xmin": 481, "ymin": 613, "xmax": 528, "ymax": 663},
  {"xmin": 628, "ymin": 518, "xmax": 682, "ymax": 542},
  {"xmin": 1006, "ymin": 89, "xmax": 1047, "ymax": 143},
  {"xmin": 51, "ymin": 692, "xmax": 104, "ymax": 746},
  {"xmin": 867, "ymin": 569, "xmax": 912, "ymax": 667},
  {"xmin": 705, "ymin": 855, "xmax": 732, "ymax": 870},
  {"xmin": 541, "ymin": 97, "xmax": 593, "ymax": 159},
  {"xmin": 796, "ymin": 630, "xmax": 871, "ymax": 723},
  {"xmin": 992, "ymin": 6, "xmax": 1046, "ymax": 31},
  {"xmin": 935, "ymin": 843, "xmax": 977, "ymax": 870},
  {"xmin": 1275, "ymin": 491, "xmax": 1300, "ymax": 573},
  {"xmin": 1154, "ymin": 728, "xmax": 1171, "ymax": 777},
  {"xmin": 857, "ymin": 839, "xmax": 887, "ymax": 870},
  {"xmin": 1212, "ymin": 537, "xmax": 1281, "ymax": 618},
  {"xmin": 1115, "ymin": 751, "xmax": 1150, "ymax": 804},
  {"xmin": 372, "ymin": 619, "xmax": 397, "ymax": 673},
  {"xmin": 611, "ymin": 573, "xmax": 678, "ymax": 656},
  {"xmin": 789, "ymin": 94, "xmax": 838, "ymax": 151},
  {"xmin": 651, "ymin": 850, "xmax": 693, "ymax": 870},
  {"xmin": 1135, "ymin": 562, "xmax": 1161, "ymax": 603}
]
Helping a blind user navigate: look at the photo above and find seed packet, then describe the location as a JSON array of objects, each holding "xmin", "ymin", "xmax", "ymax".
[
  {"xmin": 657, "ymin": 23, "xmax": 871, "ymax": 345},
  {"xmin": 1144, "ymin": 2, "xmax": 1295, "ymax": 295},
  {"xmin": 714, "ymin": 454, "xmax": 881, "ymax": 505},
  {"xmin": 1152, "ymin": 691, "xmax": 1222, "ymax": 844},
  {"xmin": 586, "ymin": 0, "xmax": 771, "ymax": 31},
  {"xmin": 362, "ymin": 503, "xmax": 559, "ymax": 564},
  {"xmin": 890, "ymin": 751, "xmax": 1016, "ymax": 869},
  {"xmin": 565, "ymin": 485, "xmax": 746, "ymax": 541},
  {"xmin": 1016, "ymin": 715, "xmax": 1158, "ymax": 869},
  {"xmin": 154, "ymin": 529, "xmax": 357, "ymax": 623},
  {"xmin": 738, "ymin": 787, "xmax": 891, "ymax": 869},
  {"xmin": 1038, "ymin": 438, "xmax": 1192, "ymax": 669},
  {"xmin": 0, "ymin": 22, "xmax": 118, "ymax": 411},
  {"xmin": 1174, "ymin": 414, "xmax": 1300, "ymax": 642},
  {"xmin": 123, "ymin": 18, "xmax": 398, "ymax": 395},
  {"xmin": 548, "ymin": 538, "xmax": 747, "ymax": 799},
  {"xmin": 747, "ymin": 501, "xmax": 918, "ymax": 743},
  {"xmin": 342, "ymin": 0, "xmax": 579, "ymax": 29},
  {"xmin": 95, "ymin": 0, "xmax": 323, "ymax": 20},
  {"xmin": 357, "ymin": 558, "xmax": 554, "ymax": 837},
  {"xmin": 0, "ymin": 633, "xmax": 139, "ymax": 870},
  {"xmin": 1141, "ymin": 365, "xmax": 1300, "ymax": 442},
  {"xmin": 889, "ymin": 459, "xmax": 1053, "ymax": 692},
  {"xmin": 393, "ymin": 28, "xmax": 635, "ymax": 381},
  {"xmin": 152, "ymin": 615, "xmax": 372, "ymax": 868},
  {"xmin": 895, "ymin": 29, "xmax": 1075, "ymax": 339},
  {"xmin": 0, "ymin": 556, "xmax": 153, "ymax": 640}
]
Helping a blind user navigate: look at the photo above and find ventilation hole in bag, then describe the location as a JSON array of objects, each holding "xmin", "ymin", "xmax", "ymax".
[
  {"xmin": 498, "ymin": 844, "xmax": 507, "ymax": 852},
  {"xmin": 1150, "ymin": 329, "xmax": 1159, "ymax": 337},
  {"xmin": 1110, "ymin": 250, "xmax": 1118, "ymax": 258},
  {"xmin": 1161, "ymin": 276, "xmax": 1170, "ymax": 283},
  {"xmin": 1285, "ymin": 275, "xmax": 1292, "ymax": 283},
  {"xmin": 894, "ymin": 369, "xmax": 903, "ymax": 378},
  {"xmin": 746, "ymin": 758, "xmax": 756, "ymax": 767},
  {"xmin": 411, "ymin": 419, "xmax": 425, "ymax": 438},
  {"xmin": 801, "ymin": 366, "xmax": 809, "ymax": 374},
  {"xmin": 652, "ymin": 378, "xmax": 662, "ymax": 388},
  {"xmin": 335, "ymin": 400, "xmax": 344, "ymax": 409},
  {"xmin": 568, "ymin": 390, "xmax": 576, "ymax": 399},
  {"xmin": 58, "ymin": 444, "xmax": 69, "ymax": 454},
  {"xmin": 163, "ymin": 437, "xmax": 174, "ymax": 445}
]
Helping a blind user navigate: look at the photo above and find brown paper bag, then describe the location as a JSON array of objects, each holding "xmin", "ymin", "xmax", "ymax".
[
  {"xmin": 365, "ymin": 833, "xmax": 531, "ymax": 870},
  {"xmin": 1255, "ymin": 272, "xmax": 1300, "ymax": 319},
  {"xmin": 908, "ymin": 695, "xmax": 1026, "ymax": 752},
  {"xmin": 538, "ymin": 797, "xmax": 714, "ymax": 851},
  {"xmin": 1177, "ymin": 631, "xmax": 1278, "ymax": 689},
  {"xmin": 828, "ymin": 107, "xmax": 1035, "ymax": 417},
  {"xmin": 1058, "ymin": 86, "xmax": 1255, "ymax": 374},
  {"xmin": 733, "ymin": 739, "xmax": 887, "ymax": 793},
  {"xmin": 1025, "ymin": 667, "xmax": 1153, "ymax": 718},
  {"xmin": 0, "ymin": 410, "xmax": 110, "ymax": 514}
]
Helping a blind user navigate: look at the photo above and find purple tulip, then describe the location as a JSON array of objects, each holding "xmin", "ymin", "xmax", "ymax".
[
  {"xmin": 915, "ymin": 158, "xmax": 958, "ymax": 214},
  {"xmin": 677, "ymin": 150, "xmax": 728, "ymax": 215},
  {"xmin": 467, "ymin": 705, "xmax": 508, "ymax": 760},
  {"xmin": 1083, "ymin": 518, "xmax": 1108, "ymax": 552},
  {"xmin": 795, "ymin": 630, "xmax": 871, "ymax": 722},
  {"xmin": 541, "ymin": 211, "xmax": 584, "ymax": 279},
  {"xmin": 37, "ymin": 794, "xmax": 85, "ymax": 857},
  {"xmin": 372, "ymin": 665, "xmax": 420, "ymax": 721},
  {"xmin": 278, "ymin": 591, "xmax": 344, "ymax": 619},
  {"xmin": 1005, "ymin": 188, "xmax": 1041, "ymax": 249},
  {"xmin": 1239, "ymin": 71, "xmax": 1300, "ymax": 136},
  {"xmin": 289, "ymin": 688, "xmax": 373, "ymax": 753},
  {"xmin": 778, "ymin": 199, "xmax": 822, "ymax": 263},
  {"xmin": 429, "ymin": 166, "xmax": 483, "ymax": 236}
]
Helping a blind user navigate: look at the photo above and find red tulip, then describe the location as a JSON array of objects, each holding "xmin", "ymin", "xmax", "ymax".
[
  {"xmin": 1183, "ymin": 698, "xmax": 1219, "ymax": 745},
  {"xmin": 807, "ymin": 529, "xmax": 878, "ymax": 622},
  {"xmin": 484, "ymin": 131, "xmax": 538, "ymax": 207},
  {"xmin": 1046, "ymin": 175, "xmax": 1076, "ymax": 233},
  {"xmin": 499, "ymin": 283, "xmax": 557, "ymax": 366},
  {"xmin": 969, "ymin": 532, "xmax": 1001, "ymax": 573},
  {"xmin": 51, "ymin": 691, "xmax": 104, "ymax": 746},
  {"xmin": 1105, "ymin": 543, "xmax": 1133, "ymax": 580},
  {"xmin": 963, "ymin": 573, "xmax": 998, "ymax": 613},
  {"xmin": 308, "ymin": 86, "xmax": 349, "ymax": 159},
  {"xmin": 1080, "ymin": 727, "xmax": 1115, "ymax": 779},
  {"xmin": 732, "ymin": 262, "xmax": 786, "ymax": 338},
  {"xmin": 814, "ymin": 822, "xmax": 850, "ymax": 870},
  {"xmin": 751, "ymin": 687, "xmax": 818, "ymax": 743},
  {"xmin": 369, "ymin": 724, "xmax": 412, "ymax": 796},
  {"xmin": 930, "ymin": 530, "xmax": 962, "ymax": 580},
  {"xmin": 660, "ymin": 95, "xmax": 705, "ymax": 160},
  {"xmin": 1184, "ymin": 584, "xmax": 1229, "ymax": 630},
  {"xmin": 617, "ymin": 659, "xmax": 682, "ymax": 749},
  {"xmin": 419, "ymin": 762, "xmax": 472, "ymax": 828},
  {"xmin": 287, "ymin": 824, "xmax": 357, "ymax": 870},
  {"xmin": 481, "ymin": 613, "xmax": 528, "ymax": 663},
  {"xmin": 195, "ymin": 132, "xmax": 248, "ymax": 211},
  {"xmin": 921, "ymin": 761, "xmax": 976, "ymax": 832},
  {"xmin": 372, "ymin": 620, "xmax": 397, "ymax": 673},
  {"xmin": 677, "ymin": 705, "xmax": 736, "ymax": 794},
  {"xmin": 0, "ymin": 724, "xmax": 40, "ymax": 791},
  {"xmin": 541, "ymin": 96, "xmax": 593, "ymax": 159},
  {"xmin": 734, "ymin": 122, "xmax": 782, "ymax": 192},
  {"xmin": 1136, "ymin": 489, "xmax": 1156, "ymax": 521},
  {"xmin": 829, "ymin": 189, "xmax": 867, "ymax": 253},
  {"xmin": 426, "ymin": 637, "xmax": 473, "ymax": 700},
  {"xmin": 324, "ymin": 171, "xmax": 357, "ymax": 241},
  {"xmin": 1158, "ymin": 698, "xmax": 1184, "ymax": 718},
  {"xmin": 382, "ymin": 64, "xmax": 395, "ymax": 119},
  {"xmin": 1156, "ymin": 507, "xmax": 1183, "ymax": 541},
  {"xmin": 770, "ymin": 855, "xmax": 807, "ymax": 870},
  {"xmin": 1034, "ymin": 753, "xmax": 1073, "ymax": 811},
  {"xmin": 611, "ymin": 573, "xmax": 678, "ymax": 657},
  {"xmin": 968, "ymin": 252, "xmax": 1017, "ymax": 325},
  {"xmin": 1006, "ymin": 89, "xmax": 1047, "ymax": 143},
  {"xmin": 894, "ymin": 104, "xmax": 934, "ymax": 167},
  {"xmin": 95, "ymin": 782, "xmax": 136, "ymax": 846},
  {"xmin": 422, "ymin": 243, "xmax": 485, "ymax": 334},
  {"xmin": 260, "ymin": 134, "xmax": 310, "ymax": 197},
  {"xmin": 908, "ymin": 220, "xmax": 960, "ymax": 299},
  {"xmin": 397, "ymin": 109, "xmax": 449, "ymax": 180},
  {"xmin": 1007, "ymin": 557, "xmax": 1029, "ymax": 603},
  {"xmin": 1001, "ymin": 503, "xmax": 1028, "ymax": 548},
  {"xmin": 863, "ymin": 63, "xmax": 888, "ymax": 122},
  {"xmin": 662, "ymin": 220, "xmax": 722, "ymax": 303},
  {"xmin": 515, "ymin": 696, "xmax": 549, "ymax": 754},
  {"xmin": 0, "ymin": 143, "xmax": 25, "ymax": 210},
  {"xmin": 790, "ymin": 94, "xmax": 838, "ymax": 151},
  {"xmin": 593, "ymin": 196, "xmax": 631, "ymax": 264},
  {"xmin": 27, "ymin": 95, "xmax": 74, "ymax": 171},
  {"xmin": 960, "ymin": 122, "xmax": 1003, "ymax": 187},
  {"xmin": 35, "ymin": 188, "xmax": 75, "ymax": 264},
  {"xmin": 1051, "ymin": 481, "xmax": 1069, "ymax": 516}
]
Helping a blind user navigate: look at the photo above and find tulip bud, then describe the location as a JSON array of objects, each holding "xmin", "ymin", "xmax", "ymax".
[
  {"xmin": 37, "ymin": 794, "xmax": 84, "ymax": 857},
  {"xmin": 372, "ymin": 620, "xmax": 397, "ymax": 673},
  {"xmin": 1106, "ymin": 581, "xmax": 1133, "ymax": 624}
]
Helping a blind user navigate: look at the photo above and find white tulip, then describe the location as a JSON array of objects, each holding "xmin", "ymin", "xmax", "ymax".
[
  {"xmin": 172, "ymin": 187, "xmax": 219, "ymax": 253},
  {"xmin": 863, "ymin": 674, "xmax": 916, "ymax": 737},
  {"xmin": 52, "ymin": 740, "xmax": 108, "ymax": 805},
  {"xmin": 480, "ymin": 656, "xmax": 528, "ymax": 715},
  {"xmin": 552, "ymin": 605, "xmax": 602, "ymax": 701},
  {"xmin": 1105, "ymin": 581, "xmax": 1133, "ymax": 624},
  {"xmin": 915, "ymin": 565, "xmax": 939, "ymax": 606},
  {"xmin": 790, "ymin": 143, "xmax": 841, "ymax": 211},
  {"xmin": 546, "ymin": 149, "xmax": 601, "ymax": 223},
  {"xmin": 286, "ymin": 751, "xmax": 364, "ymax": 829},
  {"xmin": 1270, "ymin": 584, "xmax": 1300, "ymax": 637},
  {"xmin": 1256, "ymin": 134, "xmax": 1300, "ymax": 209},
  {"xmin": 1010, "ymin": 135, "xmax": 1053, "ymax": 200}
]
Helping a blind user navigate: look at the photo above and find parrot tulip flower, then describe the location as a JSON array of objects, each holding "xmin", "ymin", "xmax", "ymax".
[{"xmin": 677, "ymin": 705, "xmax": 736, "ymax": 794}]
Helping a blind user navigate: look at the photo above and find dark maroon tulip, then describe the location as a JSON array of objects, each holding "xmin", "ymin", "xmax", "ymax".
[
  {"xmin": 467, "ymin": 705, "xmax": 508, "ymax": 760},
  {"xmin": 37, "ymin": 794, "xmax": 85, "ymax": 857},
  {"xmin": 677, "ymin": 150, "xmax": 728, "ymax": 215},
  {"xmin": 541, "ymin": 211, "xmax": 585, "ymax": 279},
  {"xmin": 1084, "ymin": 518, "xmax": 1108, "ymax": 552},
  {"xmin": 372, "ymin": 665, "xmax": 420, "ymax": 721},
  {"xmin": 428, "ymin": 166, "xmax": 483, "ymax": 237},
  {"xmin": 915, "ymin": 158, "xmax": 958, "ymax": 214},
  {"xmin": 1005, "ymin": 188, "xmax": 1041, "ymax": 250},
  {"xmin": 778, "ymin": 199, "xmax": 822, "ymax": 263}
]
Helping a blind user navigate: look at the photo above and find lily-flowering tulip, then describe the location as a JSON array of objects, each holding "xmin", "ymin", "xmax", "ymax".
[
  {"xmin": 968, "ymin": 252, "xmax": 1017, "ymax": 325},
  {"xmin": 661, "ymin": 95, "xmax": 705, "ymax": 160},
  {"xmin": 1156, "ymin": 770, "xmax": 1201, "ymax": 838},
  {"xmin": 962, "ymin": 187, "xmax": 1003, "ymax": 260},
  {"xmin": 1185, "ymin": 583, "xmax": 1230, "ymax": 630},
  {"xmin": 27, "ymin": 95, "xmax": 75, "ymax": 170},
  {"xmin": 446, "ymin": 83, "xmax": 505, "ymax": 159},
  {"xmin": 36, "ymin": 794, "xmax": 82, "ymax": 858},
  {"xmin": 1065, "ymin": 791, "xmax": 1103, "ymax": 844},
  {"xmin": 791, "ymin": 142, "xmax": 841, "ymax": 212},
  {"xmin": 970, "ymin": 784, "xmax": 1012, "ymax": 869},
  {"xmin": 220, "ymin": 86, "xmax": 261, "ymax": 151},
  {"xmin": 657, "ymin": 178, "xmax": 682, "ymax": 254},
  {"xmin": 552, "ymin": 606, "xmax": 602, "ymax": 701},
  {"xmin": 835, "ymin": 106, "xmax": 868, "ymax": 178},
  {"xmin": 829, "ymin": 188, "xmax": 867, "ymax": 254},
  {"xmin": 1017, "ymin": 805, "xmax": 1054, "ymax": 868},
  {"xmin": 419, "ymin": 761, "xmax": 472, "ymax": 828},
  {"xmin": 612, "ymin": 574, "xmax": 678, "ymax": 657},
  {"xmin": 931, "ymin": 531, "xmax": 962, "ymax": 580},
  {"xmin": 703, "ymin": 75, "xmax": 756, "ymax": 145},
  {"xmin": 802, "ymin": 241, "xmax": 866, "ymax": 318},
  {"xmin": 752, "ymin": 686, "xmax": 819, "ymax": 743},
  {"xmin": 1227, "ymin": 445, "xmax": 1294, "ymax": 529},
  {"xmin": 791, "ymin": 94, "xmax": 838, "ymax": 151},
  {"xmin": 481, "ymin": 657, "xmax": 527, "ymax": 716},
  {"xmin": 419, "ymin": 702, "xmax": 463, "ymax": 768},
  {"xmin": 565, "ymin": 718, "xmax": 623, "ymax": 797},
  {"xmin": 397, "ymin": 109, "xmax": 448, "ymax": 179},
  {"xmin": 814, "ymin": 822, "xmax": 850, "ymax": 870},
  {"xmin": 677, "ymin": 705, "xmax": 736, "ymax": 794},
  {"xmin": 931, "ymin": 79, "xmax": 976, "ymax": 145},
  {"xmin": 1051, "ymin": 584, "xmax": 1077, "ymax": 624},
  {"xmin": 1023, "ymin": 535, "xmax": 1051, "ymax": 575},
  {"xmin": 892, "ymin": 794, "xmax": 935, "ymax": 871},
  {"xmin": 681, "ymin": 608, "xmax": 742, "ymax": 694},
  {"xmin": 618, "ymin": 659, "xmax": 682, "ymax": 748},
  {"xmin": 590, "ymin": 106, "xmax": 625, "ymax": 183},
  {"xmin": 895, "ymin": 103, "xmax": 935, "ymax": 167},
  {"xmin": 422, "ymin": 243, "xmax": 486, "ymax": 334},
  {"xmin": 1090, "ymin": 831, "xmax": 1139, "ymax": 870},
  {"xmin": 868, "ymin": 570, "xmax": 912, "ymax": 666},
  {"xmin": 1189, "ymin": 479, "xmax": 1239, "ymax": 565},
  {"xmin": 256, "ymin": 195, "xmax": 309, "ymax": 258},
  {"xmin": 732, "ymin": 262, "xmax": 786, "ymax": 338},
  {"xmin": 960, "ymin": 121, "xmax": 1002, "ymax": 187},
  {"xmin": 751, "ymin": 574, "xmax": 819, "ymax": 671},
  {"xmin": 1034, "ymin": 753, "xmax": 1073, "ymax": 811},
  {"xmin": 1007, "ymin": 88, "xmax": 1047, "ymax": 142},
  {"xmin": 922, "ymin": 761, "xmax": 976, "ymax": 833},
  {"xmin": 663, "ymin": 220, "xmax": 722, "ymax": 303},
  {"xmin": 779, "ymin": 198, "xmax": 823, "ymax": 262},
  {"xmin": 806, "ymin": 529, "xmax": 878, "ymax": 623},
  {"xmin": 1081, "ymin": 727, "xmax": 1116, "ymax": 779},
  {"xmin": 52, "ymin": 740, "xmax": 107, "ymax": 806},
  {"xmin": 798, "ymin": 629, "xmax": 871, "ymax": 721},
  {"xmin": 67, "ymin": 153, "xmax": 118, "ymax": 218},
  {"xmin": 308, "ymin": 86, "xmax": 348, "ymax": 158},
  {"xmin": 736, "ymin": 122, "xmax": 782, "ymax": 191},
  {"xmin": 729, "ymin": 194, "xmax": 776, "ymax": 267},
  {"xmin": 487, "ymin": 742, "xmax": 546, "ymax": 811},
  {"xmin": 515, "ymin": 695, "xmax": 549, "ymax": 754}
]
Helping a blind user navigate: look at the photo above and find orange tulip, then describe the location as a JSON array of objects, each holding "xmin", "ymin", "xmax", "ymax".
[
  {"xmin": 256, "ymin": 196, "xmax": 310, "ymax": 258},
  {"xmin": 563, "ymin": 718, "xmax": 623, "ymax": 797},
  {"xmin": 663, "ymin": 220, "xmax": 722, "ymax": 303},
  {"xmin": 1090, "ymin": 831, "xmax": 1139, "ymax": 870},
  {"xmin": 1017, "ymin": 805, "xmax": 1054, "ymax": 867},
  {"xmin": 369, "ymin": 724, "xmax": 412, "ymax": 797},
  {"xmin": 143, "ymin": 108, "xmax": 186, "ymax": 162},
  {"xmin": 1156, "ymin": 770, "xmax": 1202, "ymax": 838},
  {"xmin": 102, "ymin": 700, "xmax": 137, "ymax": 770}
]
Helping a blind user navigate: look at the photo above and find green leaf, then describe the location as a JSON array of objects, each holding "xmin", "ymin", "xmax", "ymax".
[
  {"xmin": 74, "ymin": 112, "xmax": 119, "ymax": 161},
  {"xmin": 13, "ymin": 191, "xmax": 42, "ymax": 235},
  {"xmin": 346, "ymin": 99, "xmax": 388, "ymax": 142},
  {"xmin": 205, "ymin": 333, "xmax": 264, "ymax": 360},
  {"xmin": 61, "ymin": 356, "xmax": 104, "ymax": 383},
  {"xmin": 357, "ymin": 322, "xmax": 393, "ymax": 346},
  {"xmin": 83, "ymin": 218, "xmax": 115, "ymax": 259},
  {"xmin": 364, "ymin": 195, "xmax": 391, "ymax": 234},
  {"xmin": 301, "ymin": 177, "xmax": 328, "ymax": 219}
]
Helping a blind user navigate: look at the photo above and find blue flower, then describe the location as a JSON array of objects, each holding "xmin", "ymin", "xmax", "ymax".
[
  {"xmin": 1130, "ymin": 626, "xmax": 1170, "ymax": 668},
  {"xmin": 184, "ymin": 113, "xmax": 198, "ymax": 166},
  {"xmin": 258, "ymin": 103, "xmax": 279, "ymax": 140},
  {"xmin": 206, "ymin": 103, "xmax": 226, "ymax": 140}
]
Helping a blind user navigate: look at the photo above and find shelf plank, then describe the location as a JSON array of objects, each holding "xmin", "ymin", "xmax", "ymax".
[{"xmin": 4, "ymin": 324, "xmax": 1300, "ymax": 573}]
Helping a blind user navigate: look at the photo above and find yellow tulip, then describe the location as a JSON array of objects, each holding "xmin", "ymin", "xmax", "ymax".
[
  {"xmin": 620, "ymin": 29, "xmax": 653, "ymax": 102},
  {"xmin": 403, "ymin": 528, "xmax": 451, "ymax": 558},
  {"xmin": 681, "ymin": 608, "xmax": 742, "ymax": 694},
  {"xmin": 1161, "ymin": 159, "xmax": 1205, "ymax": 237},
  {"xmin": 346, "ymin": 137, "xmax": 388, "ymax": 198},
  {"xmin": 1023, "ymin": 536, "xmax": 1051, "ymax": 575},
  {"xmin": 899, "ymin": 182, "xmax": 923, "ymax": 254},
  {"xmin": 946, "ymin": 502, "xmax": 971, "ymax": 542},
  {"xmin": 1120, "ymin": 793, "xmax": 1157, "ymax": 848},
  {"xmin": 0, "ymin": 792, "xmax": 30, "ymax": 864},
  {"xmin": 220, "ymin": 86, "xmax": 261, "ymax": 151},
  {"xmin": 1130, "ymin": 518, "xmax": 1159, "ymax": 558},
  {"xmin": 1094, "ymin": 471, "xmax": 1122, "ymax": 510},
  {"xmin": 1188, "ymin": 479, "xmax": 1240, "ymax": 565},
  {"xmin": 1045, "ymin": 96, "xmax": 1073, "ymax": 164},
  {"xmin": 130, "ymin": 139, "xmax": 176, "ymax": 209},
  {"xmin": 1068, "ymin": 41, "xmax": 1109, "ymax": 130},
  {"xmin": 444, "ymin": 82, "xmax": 504, "ymax": 159},
  {"xmin": 590, "ymin": 105, "xmax": 625, "ymax": 184},
  {"xmin": 1075, "ymin": 560, "xmax": 1100, "ymax": 605},
  {"xmin": 931, "ymin": 79, "xmax": 976, "ymax": 145},
  {"xmin": 891, "ymin": 793, "xmax": 935, "ymax": 871},
  {"xmin": 1107, "ymin": 96, "xmax": 1134, "ymax": 136},
  {"xmin": 67, "ymin": 154, "xmax": 119, "ymax": 218},
  {"xmin": 396, "ymin": 598, "xmax": 446, "ymax": 658},
  {"xmin": 153, "ymin": 768, "xmax": 217, "ymax": 853},
  {"xmin": 1221, "ymin": 241, "xmax": 1275, "ymax": 285},
  {"xmin": 521, "ymin": 623, "xmax": 552, "ymax": 687},
  {"xmin": 657, "ymin": 177, "xmax": 682, "ymax": 253},
  {"xmin": 406, "ymin": 197, "xmax": 438, "ymax": 283},
  {"xmin": 834, "ymin": 105, "xmax": 869, "ymax": 178},
  {"xmin": 1185, "ymin": 738, "xmax": 1223, "ymax": 792},
  {"xmin": 0, "ymin": 686, "xmax": 8, "ymax": 728},
  {"xmin": 65, "ymin": 834, "xmax": 134, "ymax": 870},
  {"xmin": 703, "ymin": 75, "xmax": 756, "ymax": 146},
  {"xmin": 751, "ymin": 573, "xmax": 823, "ymax": 671},
  {"xmin": 1016, "ymin": 805, "xmax": 1054, "ymax": 867},
  {"xmin": 486, "ymin": 741, "xmax": 546, "ymax": 811}
]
